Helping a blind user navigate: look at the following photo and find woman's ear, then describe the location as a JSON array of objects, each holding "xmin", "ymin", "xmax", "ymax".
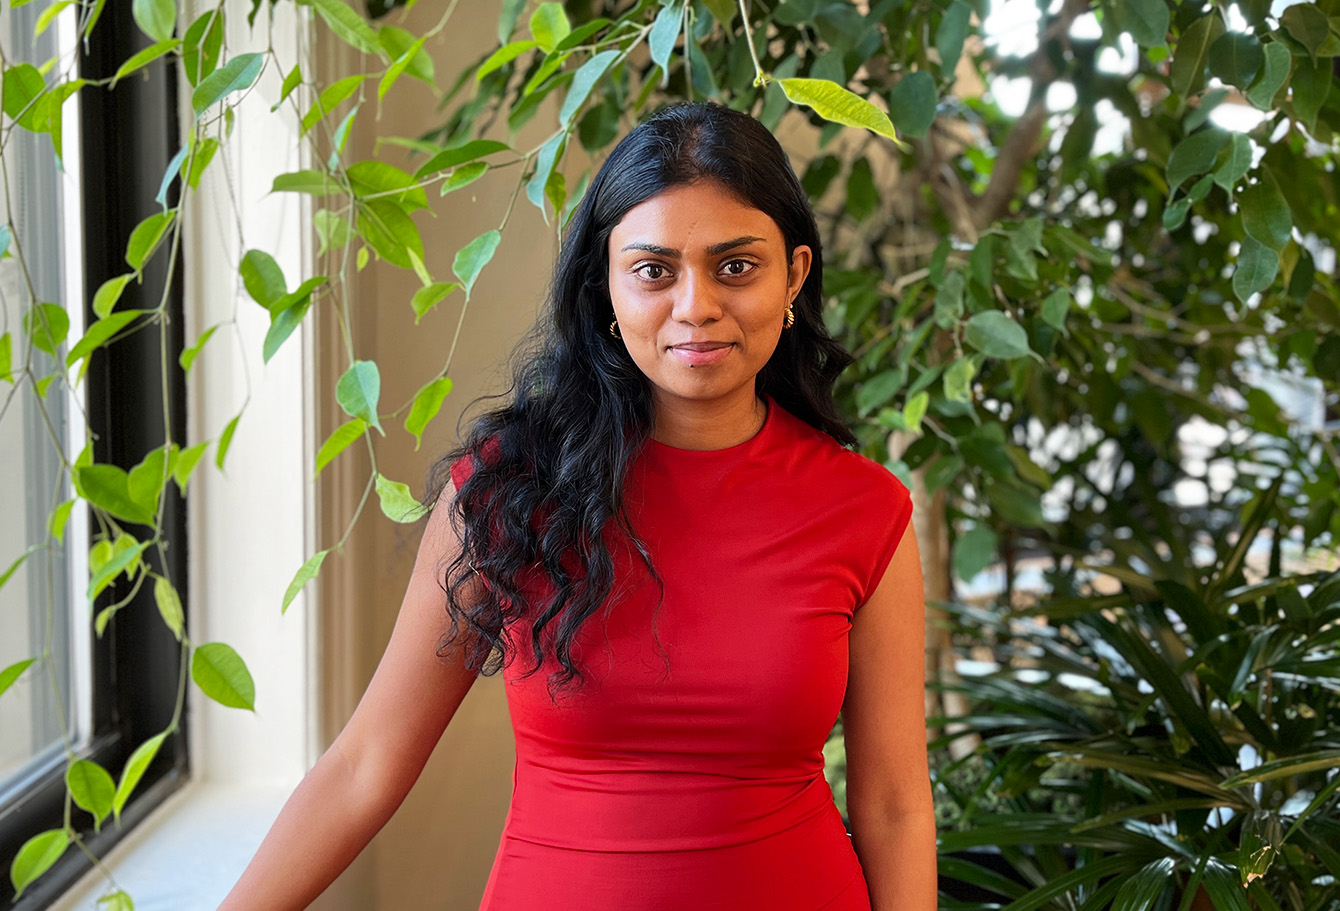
[{"xmin": 787, "ymin": 244, "xmax": 813, "ymax": 302}]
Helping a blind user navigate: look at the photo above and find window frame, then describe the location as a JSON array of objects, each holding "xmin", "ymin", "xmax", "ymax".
[{"xmin": 0, "ymin": 3, "xmax": 189, "ymax": 906}]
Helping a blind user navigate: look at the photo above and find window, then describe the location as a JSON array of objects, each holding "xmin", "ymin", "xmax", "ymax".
[{"xmin": 0, "ymin": 4, "xmax": 188, "ymax": 906}]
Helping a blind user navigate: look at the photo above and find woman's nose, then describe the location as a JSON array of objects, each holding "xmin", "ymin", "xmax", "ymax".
[{"xmin": 670, "ymin": 268, "xmax": 724, "ymax": 325}]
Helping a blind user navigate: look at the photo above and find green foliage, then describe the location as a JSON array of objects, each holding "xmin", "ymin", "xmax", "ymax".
[
  {"xmin": 3, "ymin": 0, "xmax": 1337, "ymax": 903},
  {"xmin": 933, "ymin": 480, "xmax": 1340, "ymax": 908}
]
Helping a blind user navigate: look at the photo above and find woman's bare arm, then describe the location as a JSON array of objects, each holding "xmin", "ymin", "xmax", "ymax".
[
  {"xmin": 217, "ymin": 479, "xmax": 482, "ymax": 911},
  {"xmin": 842, "ymin": 525, "xmax": 938, "ymax": 911}
]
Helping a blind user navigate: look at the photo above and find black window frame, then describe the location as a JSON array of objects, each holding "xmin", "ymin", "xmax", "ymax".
[{"xmin": 0, "ymin": 4, "xmax": 189, "ymax": 906}]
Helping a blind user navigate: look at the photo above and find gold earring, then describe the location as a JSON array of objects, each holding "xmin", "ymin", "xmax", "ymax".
[
  {"xmin": 609, "ymin": 319, "xmax": 621, "ymax": 339},
  {"xmin": 783, "ymin": 306, "xmax": 795, "ymax": 329}
]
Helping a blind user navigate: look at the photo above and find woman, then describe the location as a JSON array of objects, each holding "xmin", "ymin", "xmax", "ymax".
[{"xmin": 218, "ymin": 101, "xmax": 936, "ymax": 911}]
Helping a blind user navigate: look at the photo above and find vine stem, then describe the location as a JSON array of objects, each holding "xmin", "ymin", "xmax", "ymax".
[{"xmin": 736, "ymin": 0, "xmax": 768, "ymax": 87}]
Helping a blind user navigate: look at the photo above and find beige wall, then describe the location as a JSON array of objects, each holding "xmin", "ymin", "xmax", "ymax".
[{"xmin": 313, "ymin": 6, "xmax": 588, "ymax": 910}]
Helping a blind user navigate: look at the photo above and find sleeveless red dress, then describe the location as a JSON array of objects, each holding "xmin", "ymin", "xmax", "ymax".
[{"xmin": 449, "ymin": 393, "xmax": 914, "ymax": 911}]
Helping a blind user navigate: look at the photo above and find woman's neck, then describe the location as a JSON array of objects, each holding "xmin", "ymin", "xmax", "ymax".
[{"xmin": 649, "ymin": 387, "xmax": 767, "ymax": 451}]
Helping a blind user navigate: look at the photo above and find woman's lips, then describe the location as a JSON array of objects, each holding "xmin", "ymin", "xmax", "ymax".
[{"xmin": 670, "ymin": 343, "xmax": 734, "ymax": 366}]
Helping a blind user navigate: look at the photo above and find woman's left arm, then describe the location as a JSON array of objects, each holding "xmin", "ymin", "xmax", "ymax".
[{"xmin": 842, "ymin": 523, "xmax": 938, "ymax": 911}]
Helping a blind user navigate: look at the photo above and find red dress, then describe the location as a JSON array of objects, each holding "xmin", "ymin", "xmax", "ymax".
[{"xmin": 449, "ymin": 393, "xmax": 915, "ymax": 911}]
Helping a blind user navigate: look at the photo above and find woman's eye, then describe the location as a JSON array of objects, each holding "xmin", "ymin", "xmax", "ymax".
[
  {"xmin": 635, "ymin": 263, "xmax": 668, "ymax": 282},
  {"xmin": 722, "ymin": 259, "xmax": 756, "ymax": 277}
]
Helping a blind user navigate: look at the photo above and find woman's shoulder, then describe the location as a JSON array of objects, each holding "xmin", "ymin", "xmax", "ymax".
[{"xmin": 771, "ymin": 403, "xmax": 910, "ymax": 500}]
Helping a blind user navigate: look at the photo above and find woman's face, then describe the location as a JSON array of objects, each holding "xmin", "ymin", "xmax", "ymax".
[{"xmin": 606, "ymin": 181, "xmax": 812, "ymax": 411}]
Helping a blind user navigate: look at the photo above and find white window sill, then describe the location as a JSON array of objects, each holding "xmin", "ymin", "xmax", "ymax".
[{"xmin": 50, "ymin": 779, "xmax": 297, "ymax": 911}]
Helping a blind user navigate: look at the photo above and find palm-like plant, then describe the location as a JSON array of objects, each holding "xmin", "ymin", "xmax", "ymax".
[{"xmin": 933, "ymin": 475, "xmax": 1340, "ymax": 911}]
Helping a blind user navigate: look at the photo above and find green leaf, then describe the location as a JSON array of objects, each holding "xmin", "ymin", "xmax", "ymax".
[
  {"xmin": 943, "ymin": 356, "xmax": 977, "ymax": 402},
  {"xmin": 300, "ymin": 73, "xmax": 365, "ymax": 135},
  {"xmin": 0, "ymin": 331, "xmax": 10, "ymax": 383},
  {"xmin": 67, "ymin": 759, "xmax": 116, "ymax": 829},
  {"xmin": 356, "ymin": 198, "xmax": 423, "ymax": 269},
  {"xmin": 703, "ymin": 0, "xmax": 736, "ymax": 24},
  {"xmin": 953, "ymin": 524, "xmax": 997, "ymax": 582},
  {"xmin": 526, "ymin": 132, "xmax": 566, "ymax": 222},
  {"xmin": 132, "ymin": 0, "xmax": 175, "ymax": 41},
  {"xmin": 411, "ymin": 281, "xmax": 460, "ymax": 323},
  {"xmin": 347, "ymin": 160, "xmax": 427, "ymax": 211},
  {"xmin": 935, "ymin": 0, "xmax": 972, "ymax": 73},
  {"xmin": 9, "ymin": 828, "xmax": 69, "ymax": 898},
  {"xmin": 1114, "ymin": 0, "xmax": 1169, "ymax": 48},
  {"xmin": 92, "ymin": 273, "xmax": 134, "ymax": 319},
  {"xmin": 1208, "ymin": 31, "xmax": 1263, "ymax": 89},
  {"xmin": 35, "ymin": 0, "xmax": 75, "ymax": 38},
  {"xmin": 499, "ymin": 0, "xmax": 527, "ymax": 43},
  {"xmin": 413, "ymin": 139, "xmax": 509, "ymax": 180},
  {"xmin": 0, "ymin": 658, "xmax": 36, "ymax": 700},
  {"xmin": 856, "ymin": 368, "xmax": 905, "ymax": 415},
  {"xmin": 441, "ymin": 162, "xmax": 488, "ymax": 196},
  {"xmin": 375, "ymin": 473, "xmax": 427, "ymax": 523},
  {"xmin": 649, "ymin": 1, "xmax": 684, "ymax": 76},
  {"xmin": 886, "ymin": 71, "xmax": 936, "ymax": 139},
  {"xmin": 1239, "ymin": 174, "xmax": 1292, "ymax": 251},
  {"xmin": 2, "ymin": 63, "xmax": 47, "ymax": 132},
  {"xmin": 66, "ymin": 311, "xmax": 145, "ymax": 372},
  {"xmin": 240, "ymin": 249, "xmax": 286, "ymax": 308},
  {"xmin": 74, "ymin": 464, "xmax": 155, "ymax": 525},
  {"xmin": 477, "ymin": 39, "xmax": 538, "ymax": 82},
  {"xmin": 172, "ymin": 440, "xmax": 210, "ymax": 494},
  {"xmin": 97, "ymin": 891, "xmax": 133, "ymax": 911},
  {"xmin": 559, "ymin": 49, "xmax": 620, "ymax": 128},
  {"xmin": 964, "ymin": 311, "xmax": 1032, "ymax": 359},
  {"xmin": 24, "ymin": 302, "xmax": 69, "ymax": 358},
  {"xmin": 1170, "ymin": 14, "xmax": 1225, "ymax": 98},
  {"xmin": 192, "ymin": 642, "xmax": 255, "ymax": 710},
  {"xmin": 88, "ymin": 538, "xmax": 150, "ymax": 607},
  {"xmin": 1280, "ymin": 2, "xmax": 1330, "ymax": 60},
  {"xmin": 378, "ymin": 25, "xmax": 434, "ymax": 84},
  {"xmin": 452, "ymin": 230, "xmax": 502, "ymax": 301},
  {"xmin": 179, "ymin": 324, "xmax": 219, "ymax": 373},
  {"xmin": 283, "ymin": 550, "xmax": 328, "ymax": 614},
  {"xmin": 186, "ymin": 136, "xmax": 219, "ymax": 188},
  {"xmin": 845, "ymin": 158, "xmax": 877, "ymax": 222},
  {"xmin": 113, "ymin": 732, "xmax": 167, "ymax": 821},
  {"xmin": 529, "ymin": 2, "xmax": 571, "ymax": 53},
  {"xmin": 336, "ymin": 360, "xmax": 383, "ymax": 434},
  {"xmin": 315, "ymin": 418, "xmax": 366, "ymax": 476},
  {"xmin": 779, "ymin": 78, "xmax": 901, "ymax": 145},
  {"xmin": 309, "ymin": 0, "xmax": 382, "ymax": 57},
  {"xmin": 111, "ymin": 39, "xmax": 180, "ymax": 87},
  {"xmin": 191, "ymin": 52, "xmax": 263, "ymax": 120},
  {"xmin": 271, "ymin": 63, "xmax": 302, "ymax": 112},
  {"xmin": 262, "ymin": 296, "xmax": 311, "ymax": 364},
  {"xmin": 378, "ymin": 34, "xmax": 428, "ymax": 101},
  {"xmin": 314, "ymin": 209, "xmax": 351, "ymax": 255},
  {"xmin": 48, "ymin": 499, "xmax": 74, "ymax": 543},
  {"xmin": 271, "ymin": 169, "xmax": 339, "ymax": 195},
  {"xmin": 182, "ymin": 10, "xmax": 225, "ymax": 87},
  {"xmin": 1166, "ymin": 128, "xmax": 1230, "ymax": 190},
  {"xmin": 1041, "ymin": 288, "xmax": 1070, "ymax": 333},
  {"xmin": 126, "ymin": 211, "xmax": 175, "ymax": 270},
  {"xmin": 405, "ymin": 377, "xmax": 452, "ymax": 450},
  {"xmin": 154, "ymin": 575, "xmax": 185, "ymax": 641},
  {"xmin": 1232, "ymin": 234, "xmax": 1278, "ymax": 301},
  {"xmin": 1212, "ymin": 133, "xmax": 1252, "ymax": 191},
  {"xmin": 1290, "ymin": 55, "xmax": 1331, "ymax": 131},
  {"xmin": 216, "ymin": 412, "xmax": 241, "ymax": 470},
  {"xmin": 1246, "ymin": 42, "xmax": 1291, "ymax": 110},
  {"xmin": 903, "ymin": 390, "xmax": 929, "ymax": 434}
]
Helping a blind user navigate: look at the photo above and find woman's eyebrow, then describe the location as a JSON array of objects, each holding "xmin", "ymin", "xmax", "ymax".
[{"xmin": 618, "ymin": 235, "xmax": 767, "ymax": 258}]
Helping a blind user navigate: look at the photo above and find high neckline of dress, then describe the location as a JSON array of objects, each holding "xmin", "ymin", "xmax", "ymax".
[{"xmin": 644, "ymin": 392, "xmax": 777, "ymax": 458}]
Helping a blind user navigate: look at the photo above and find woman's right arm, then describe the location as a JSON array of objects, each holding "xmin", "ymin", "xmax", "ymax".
[{"xmin": 217, "ymin": 478, "xmax": 483, "ymax": 911}]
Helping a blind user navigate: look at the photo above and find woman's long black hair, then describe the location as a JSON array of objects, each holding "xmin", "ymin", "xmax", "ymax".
[{"xmin": 422, "ymin": 100, "xmax": 858, "ymax": 701}]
